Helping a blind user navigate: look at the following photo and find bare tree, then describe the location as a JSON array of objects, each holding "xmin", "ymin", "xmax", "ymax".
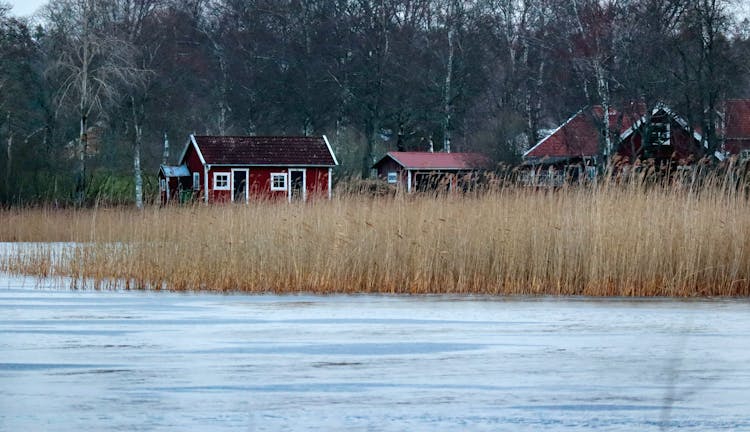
[
  {"xmin": 106, "ymin": 0, "xmax": 160, "ymax": 209},
  {"xmin": 44, "ymin": 0, "xmax": 147, "ymax": 205}
]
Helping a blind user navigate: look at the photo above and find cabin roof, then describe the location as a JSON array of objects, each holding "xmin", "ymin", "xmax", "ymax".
[
  {"xmin": 373, "ymin": 151, "xmax": 492, "ymax": 170},
  {"xmin": 186, "ymin": 135, "xmax": 337, "ymax": 166}
]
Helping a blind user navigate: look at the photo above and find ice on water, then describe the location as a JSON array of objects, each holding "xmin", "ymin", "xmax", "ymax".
[{"xmin": 1, "ymin": 274, "xmax": 749, "ymax": 431}]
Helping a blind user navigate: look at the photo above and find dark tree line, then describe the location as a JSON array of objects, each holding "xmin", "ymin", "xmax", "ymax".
[{"xmin": 0, "ymin": 0, "xmax": 747, "ymax": 205}]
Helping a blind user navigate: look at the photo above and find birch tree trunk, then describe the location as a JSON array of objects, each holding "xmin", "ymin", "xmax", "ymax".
[
  {"xmin": 76, "ymin": 113, "xmax": 88, "ymax": 206},
  {"xmin": 131, "ymin": 97, "xmax": 143, "ymax": 209},
  {"xmin": 216, "ymin": 48, "xmax": 229, "ymax": 135},
  {"xmin": 595, "ymin": 62, "xmax": 612, "ymax": 164},
  {"xmin": 443, "ymin": 26, "xmax": 454, "ymax": 153},
  {"xmin": 5, "ymin": 117, "xmax": 11, "ymax": 198}
]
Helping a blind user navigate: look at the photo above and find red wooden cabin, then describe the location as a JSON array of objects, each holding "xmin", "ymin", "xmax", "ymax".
[
  {"xmin": 159, "ymin": 135, "xmax": 338, "ymax": 204},
  {"xmin": 372, "ymin": 151, "xmax": 492, "ymax": 192}
]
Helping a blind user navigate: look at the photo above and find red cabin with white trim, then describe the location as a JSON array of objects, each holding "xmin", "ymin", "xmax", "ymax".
[{"xmin": 159, "ymin": 135, "xmax": 338, "ymax": 204}]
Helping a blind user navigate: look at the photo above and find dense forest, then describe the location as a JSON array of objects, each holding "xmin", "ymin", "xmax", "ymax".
[{"xmin": 0, "ymin": 0, "xmax": 748, "ymax": 205}]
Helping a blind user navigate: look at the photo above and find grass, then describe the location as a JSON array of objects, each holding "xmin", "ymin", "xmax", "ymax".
[{"xmin": 1, "ymin": 179, "xmax": 749, "ymax": 296}]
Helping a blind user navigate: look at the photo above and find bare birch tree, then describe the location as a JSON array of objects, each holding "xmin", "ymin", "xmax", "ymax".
[
  {"xmin": 44, "ymin": 0, "xmax": 146, "ymax": 206},
  {"xmin": 105, "ymin": 0, "xmax": 160, "ymax": 209}
]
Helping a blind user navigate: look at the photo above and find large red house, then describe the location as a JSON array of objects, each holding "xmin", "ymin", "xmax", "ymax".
[
  {"xmin": 372, "ymin": 151, "xmax": 492, "ymax": 192},
  {"xmin": 159, "ymin": 135, "xmax": 338, "ymax": 204},
  {"xmin": 524, "ymin": 100, "xmax": 750, "ymax": 170}
]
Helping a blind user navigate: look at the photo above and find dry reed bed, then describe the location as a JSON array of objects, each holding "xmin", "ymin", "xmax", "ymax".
[{"xmin": 1, "ymin": 185, "xmax": 749, "ymax": 296}]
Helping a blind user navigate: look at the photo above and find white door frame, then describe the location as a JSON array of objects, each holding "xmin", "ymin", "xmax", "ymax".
[
  {"xmin": 287, "ymin": 168, "xmax": 307, "ymax": 202},
  {"xmin": 230, "ymin": 168, "xmax": 249, "ymax": 203}
]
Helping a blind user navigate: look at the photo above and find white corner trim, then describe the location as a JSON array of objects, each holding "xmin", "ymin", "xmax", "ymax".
[
  {"xmin": 204, "ymin": 165, "xmax": 209, "ymax": 203},
  {"xmin": 322, "ymin": 135, "xmax": 339, "ymax": 166},
  {"xmin": 328, "ymin": 167, "xmax": 332, "ymax": 199}
]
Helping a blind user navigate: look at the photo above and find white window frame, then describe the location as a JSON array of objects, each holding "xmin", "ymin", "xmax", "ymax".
[
  {"xmin": 213, "ymin": 172, "xmax": 230, "ymax": 190},
  {"xmin": 160, "ymin": 178, "xmax": 167, "ymax": 191},
  {"xmin": 387, "ymin": 171, "xmax": 398, "ymax": 184},
  {"xmin": 271, "ymin": 173, "xmax": 288, "ymax": 191},
  {"xmin": 192, "ymin": 172, "xmax": 200, "ymax": 190}
]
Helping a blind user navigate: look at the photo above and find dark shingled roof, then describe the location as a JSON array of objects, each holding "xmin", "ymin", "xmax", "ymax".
[{"xmin": 192, "ymin": 135, "xmax": 337, "ymax": 166}]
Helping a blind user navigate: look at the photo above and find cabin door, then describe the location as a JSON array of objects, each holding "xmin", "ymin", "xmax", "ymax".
[
  {"xmin": 231, "ymin": 168, "xmax": 249, "ymax": 203},
  {"xmin": 288, "ymin": 169, "xmax": 306, "ymax": 202}
]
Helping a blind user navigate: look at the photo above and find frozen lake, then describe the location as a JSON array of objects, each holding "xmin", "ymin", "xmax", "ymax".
[{"xmin": 1, "ymin": 274, "xmax": 749, "ymax": 431}]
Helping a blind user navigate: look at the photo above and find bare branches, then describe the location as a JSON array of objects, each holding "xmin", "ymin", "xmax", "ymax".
[{"xmin": 43, "ymin": 0, "xmax": 151, "ymax": 205}]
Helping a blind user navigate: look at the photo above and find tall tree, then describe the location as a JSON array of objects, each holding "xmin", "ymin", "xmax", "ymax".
[{"xmin": 44, "ymin": 0, "xmax": 147, "ymax": 205}]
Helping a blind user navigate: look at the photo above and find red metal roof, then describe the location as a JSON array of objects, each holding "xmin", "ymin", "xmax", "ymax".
[
  {"xmin": 190, "ymin": 135, "xmax": 337, "ymax": 166},
  {"xmin": 375, "ymin": 152, "xmax": 492, "ymax": 170}
]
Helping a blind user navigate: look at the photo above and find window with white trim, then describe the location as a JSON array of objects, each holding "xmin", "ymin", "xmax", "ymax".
[
  {"xmin": 387, "ymin": 171, "xmax": 398, "ymax": 184},
  {"xmin": 192, "ymin": 172, "xmax": 200, "ymax": 190},
  {"xmin": 160, "ymin": 178, "xmax": 167, "ymax": 191},
  {"xmin": 271, "ymin": 173, "xmax": 287, "ymax": 191},
  {"xmin": 214, "ymin": 172, "xmax": 230, "ymax": 190}
]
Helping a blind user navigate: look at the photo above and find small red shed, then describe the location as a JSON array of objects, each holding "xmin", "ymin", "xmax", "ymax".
[
  {"xmin": 159, "ymin": 135, "xmax": 338, "ymax": 204},
  {"xmin": 372, "ymin": 151, "xmax": 492, "ymax": 192}
]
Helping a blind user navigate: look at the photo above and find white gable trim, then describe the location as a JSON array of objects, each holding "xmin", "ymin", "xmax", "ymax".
[
  {"xmin": 618, "ymin": 104, "xmax": 703, "ymax": 145},
  {"xmin": 322, "ymin": 135, "xmax": 339, "ymax": 166},
  {"xmin": 523, "ymin": 109, "xmax": 584, "ymax": 158},
  {"xmin": 178, "ymin": 134, "xmax": 207, "ymax": 166}
]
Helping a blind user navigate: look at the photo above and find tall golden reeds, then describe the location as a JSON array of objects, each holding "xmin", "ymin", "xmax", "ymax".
[{"xmin": 1, "ymin": 177, "xmax": 749, "ymax": 296}]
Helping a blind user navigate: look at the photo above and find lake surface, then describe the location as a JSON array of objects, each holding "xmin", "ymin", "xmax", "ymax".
[{"xmin": 1, "ymin": 274, "xmax": 749, "ymax": 431}]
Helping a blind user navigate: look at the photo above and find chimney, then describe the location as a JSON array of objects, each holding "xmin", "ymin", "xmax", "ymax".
[{"xmin": 428, "ymin": 137, "xmax": 434, "ymax": 153}]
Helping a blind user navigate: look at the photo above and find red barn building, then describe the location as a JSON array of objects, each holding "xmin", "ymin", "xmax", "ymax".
[
  {"xmin": 524, "ymin": 104, "xmax": 706, "ymax": 167},
  {"xmin": 159, "ymin": 135, "xmax": 338, "ymax": 204},
  {"xmin": 372, "ymin": 151, "xmax": 492, "ymax": 192},
  {"xmin": 524, "ymin": 100, "xmax": 750, "ymax": 172}
]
